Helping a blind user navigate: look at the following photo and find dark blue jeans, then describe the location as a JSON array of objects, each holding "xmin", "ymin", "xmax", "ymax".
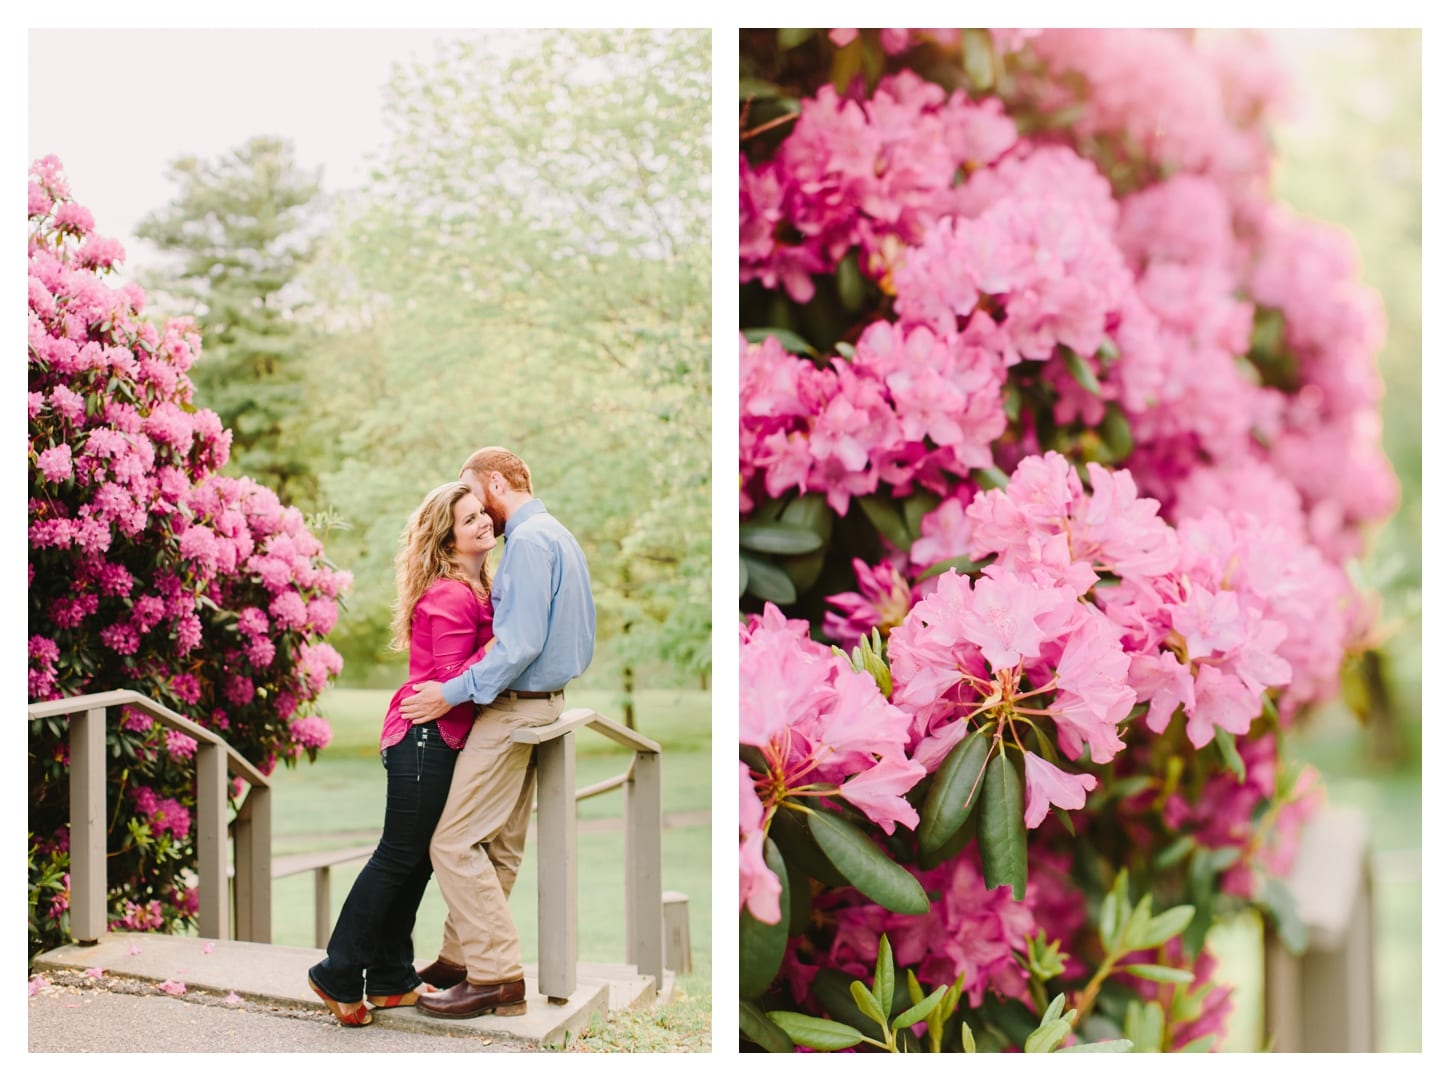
[{"xmin": 307, "ymin": 721, "xmax": 458, "ymax": 1002}]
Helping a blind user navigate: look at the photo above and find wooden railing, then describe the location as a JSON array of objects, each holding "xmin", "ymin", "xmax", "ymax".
[
  {"xmin": 27, "ymin": 691, "xmax": 273, "ymax": 944},
  {"xmin": 508, "ymin": 706, "xmax": 664, "ymax": 1003},
  {"xmin": 30, "ymin": 693, "xmax": 667, "ymax": 1005},
  {"xmin": 1263, "ymin": 803, "xmax": 1377, "ymax": 1052}
]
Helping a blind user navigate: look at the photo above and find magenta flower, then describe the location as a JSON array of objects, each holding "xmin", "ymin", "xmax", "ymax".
[{"xmin": 823, "ymin": 557, "xmax": 915, "ymax": 646}]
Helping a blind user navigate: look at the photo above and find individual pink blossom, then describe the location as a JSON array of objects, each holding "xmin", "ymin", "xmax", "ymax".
[
  {"xmin": 159, "ymin": 979, "xmax": 187, "ymax": 996},
  {"xmin": 1023, "ymin": 752, "xmax": 1098, "ymax": 828},
  {"xmin": 739, "ymin": 761, "xmax": 780, "ymax": 923},
  {"xmin": 289, "ymin": 714, "xmax": 332, "ymax": 751},
  {"xmin": 164, "ymin": 730, "xmax": 198, "ymax": 760},
  {"xmin": 823, "ymin": 558, "xmax": 915, "ymax": 646},
  {"xmin": 36, "ymin": 443, "xmax": 73, "ymax": 483}
]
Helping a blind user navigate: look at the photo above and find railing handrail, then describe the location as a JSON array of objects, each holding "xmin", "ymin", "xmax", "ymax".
[
  {"xmin": 29, "ymin": 690, "xmax": 271, "ymax": 789},
  {"xmin": 28, "ymin": 689, "xmax": 273, "ymax": 944},
  {"xmin": 509, "ymin": 706, "xmax": 662, "ymax": 754}
]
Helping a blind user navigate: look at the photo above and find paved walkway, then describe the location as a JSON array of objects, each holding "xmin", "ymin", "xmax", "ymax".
[
  {"xmin": 29, "ymin": 932, "xmax": 660, "ymax": 1054},
  {"xmin": 29, "ymin": 973, "xmax": 525, "ymax": 1053}
]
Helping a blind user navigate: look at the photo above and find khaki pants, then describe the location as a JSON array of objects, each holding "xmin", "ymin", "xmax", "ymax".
[{"xmin": 428, "ymin": 695, "xmax": 561, "ymax": 983}]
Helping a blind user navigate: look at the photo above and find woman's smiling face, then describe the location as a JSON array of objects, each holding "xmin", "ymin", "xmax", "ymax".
[{"xmin": 451, "ymin": 492, "xmax": 496, "ymax": 558}]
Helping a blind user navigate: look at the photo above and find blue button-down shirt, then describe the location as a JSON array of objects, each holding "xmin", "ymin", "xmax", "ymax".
[{"xmin": 441, "ymin": 499, "xmax": 595, "ymax": 707}]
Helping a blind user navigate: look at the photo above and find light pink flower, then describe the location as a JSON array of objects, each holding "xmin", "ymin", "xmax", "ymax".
[{"xmin": 1023, "ymin": 752, "xmax": 1098, "ymax": 828}]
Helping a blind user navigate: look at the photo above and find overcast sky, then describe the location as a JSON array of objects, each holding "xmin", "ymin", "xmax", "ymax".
[{"xmin": 27, "ymin": 28, "xmax": 490, "ymax": 272}]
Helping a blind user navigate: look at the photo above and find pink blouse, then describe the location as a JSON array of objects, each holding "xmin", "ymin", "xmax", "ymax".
[{"xmin": 380, "ymin": 578, "xmax": 494, "ymax": 751}]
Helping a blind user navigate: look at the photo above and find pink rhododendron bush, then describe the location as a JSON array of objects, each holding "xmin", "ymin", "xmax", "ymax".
[
  {"xmin": 27, "ymin": 157, "xmax": 350, "ymax": 958},
  {"xmin": 738, "ymin": 29, "xmax": 1396, "ymax": 1053}
]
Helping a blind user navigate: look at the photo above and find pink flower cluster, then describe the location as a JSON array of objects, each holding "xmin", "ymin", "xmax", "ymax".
[
  {"xmin": 28, "ymin": 157, "xmax": 349, "ymax": 773},
  {"xmin": 738, "ymin": 29, "xmax": 1397, "ymax": 1049},
  {"xmin": 740, "ymin": 604, "xmax": 925, "ymax": 923},
  {"xmin": 28, "ymin": 157, "xmax": 350, "ymax": 945},
  {"xmin": 741, "ymin": 70, "xmax": 1017, "ymax": 303}
]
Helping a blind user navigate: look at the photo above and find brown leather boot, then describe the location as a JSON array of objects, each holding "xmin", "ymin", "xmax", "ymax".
[{"xmin": 415, "ymin": 957, "xmax": 467, "ymax": 989}]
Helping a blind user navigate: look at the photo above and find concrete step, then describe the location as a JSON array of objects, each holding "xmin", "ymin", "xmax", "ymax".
[{"xmin": 34, "ymin": 931, "xmax": 671, "ymax": 1049}]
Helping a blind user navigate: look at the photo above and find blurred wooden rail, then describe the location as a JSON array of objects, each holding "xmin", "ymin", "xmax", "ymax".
[{"xmin": 1264, "ymin": 804, "xmax": 1376, "ymax": 1052}]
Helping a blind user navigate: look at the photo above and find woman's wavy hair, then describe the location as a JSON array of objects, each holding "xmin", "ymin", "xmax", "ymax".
[{"xmin": 389, "ymin": 481, "xmax": 491, "ymax": 652}]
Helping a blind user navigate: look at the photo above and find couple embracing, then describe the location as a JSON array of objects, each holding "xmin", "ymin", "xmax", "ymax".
[{"xmin": 306, "ymin": 446, "xmax": 595, "ymax": 1027}]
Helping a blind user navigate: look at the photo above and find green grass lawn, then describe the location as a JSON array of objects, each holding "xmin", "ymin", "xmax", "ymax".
[{"xmin": 262, "ymin": 682, "xmax": 713, "ymax": 1047}]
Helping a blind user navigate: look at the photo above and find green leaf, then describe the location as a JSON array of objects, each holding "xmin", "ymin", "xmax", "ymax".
[
  {"xmin": 810, "ymin": 968, "xmax": 880, "ymax": 1035},
  {"xmin": 1128, "ymin": 904, "xmax": 1196, "ymax": 951},
  {"xmin": 738, "ymin": 77, "xmax": 796, "ymax": 106},
  {"xmin": 1153, "ymin": 834, "xmax": 1195, "ymax": 870},
  {"xmin": 912, "ymin": 554, "xmax": 993, "ymax": 586},
  {"xmin": 1119, "ymin": 894, "xmax": 1155, "ymax": 954},
  {"xmin": 1257, "ymin": 875, "xmax": 1308, "ymax": 954},
  {"xmin": 1099, "ymin": 869, "xmax": 1130, "ymax": 948},
  {"xmin": 978, "ymin": 747, "xmax": 1027, "ymax": 900},
  {"xmin": 1003, "ymin": 380, "xmax": 1021, "ymax": 422},
  {"xmin": 765, "ymin": 1011, "xmax": 867, "ymax": 1051},
  {"xmin": 961, "ymin": 28, "xmax": 996, "ymax": 91},
  {"xmin": 856, "ymin": 493, "xmax": 913, "ymax": 554},
  {"xmin": 776, "ymin": 28, "xmax": 818, "ymax": 50},
  {"xmin": 1058, "ymin": 1039, "xmax": 1135, "ymax": 1053},
  {"xmin": 807, "ymin": 808, "xmax": 930, "ymax": 914},
  {"xmin": 739, "ymin": 1000, "xmax": 796, "ymax": 1053},
  {"xmin": 902, "ymin": 489, "xmax": 941, "ymax": 541},
  {"xmin": 739, "ymin": 557, "xmax": 748, "ymax": 599},
  {"xmin": 739, "ymin": 524, "xmax": 825, "ymax": 555},
  {"xmin": 1120, "ymin": 964, "xmax": 1196, "ymax": 985},
  {"xmin": 1039, "ymin": 992, "xmax": 1067, "ymax": 1026},
  {"xmin": 850, "ymin": 980, "xmax": 888, "ymax": 1025},
  {"xmin": 1214, "ymin": 726, "xmax": 1246, "ymax": 783},
  {"xmin": 777, "ymin": 491, "xmax": 832, "ymax": 538},
  {"xmin": 873, "ymin": 933, "xmax": 894, "ymax": 1019},
  {"xmin": 741, "ymin": 326, "xmax": 818, "ymax": 357},
  {"xmin": 1124, "ymin": 999, "xmax": 1165, "ymax": 1053},
  {"xmin": 1099, "ymin": 401, "xmax": 1134, "ymax": 461},
  {"xmin": 741, "ymin": 554, "xmax": 796, "ymax": 605},
  {"xmin": 1061, "ymin": 347, "xmax": 1102, "ymax": 395},
  {"xmin": 961, "ymin": 1020, "xmax": 977, "ymax": 1053},
  {"xmin": 1025, "ymin": 1018, "xmax": 1073, "ymax": 1053},
  {"xmin": 837, "ymin": 253, "xmax": 868, "ymax": 313},
  {"xmin": 770, "ymin": 806, "xmax": 847, "ymax": 888},
  {"xmin": 739, "ymin": 836, "xmax": 789, "ymax": 997},
  {"xmin": 971, "ymin": 466, "xmax": 1011, "ymax": 491},
  {"xmin": 892, "ymin": 983, "xmax": 948, "ymax": 1031},
  {"xmin": 918, "ymin": 726, "xmax": 992, "ymax": 853}
]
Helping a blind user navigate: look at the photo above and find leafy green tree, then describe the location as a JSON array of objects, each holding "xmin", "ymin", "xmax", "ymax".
[
  {"xmin": 1268, "ymin": 30, "xmax": 1421, "ymax": 763},
  {"xmin": 306, "ymin": 30, "xmax": 712, "ymax": 697},
  {"xmin": 136, "ymin": 135, "xmax": 326, "ymax": 507}
]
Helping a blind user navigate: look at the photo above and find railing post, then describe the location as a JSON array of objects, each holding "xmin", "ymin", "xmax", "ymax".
[
  {"xmin": 68, "ymin": 706, "xmax": 108, "ymax": 944},
  {"xmin": 194, "ymin": 742, "xmax": 229, "ymax": 939},
  {"xmin": 313, "ymin": 866, "xmax": 332, "ymax": 949},
  {"xmin": 535, "ymin": 729, "xmax": 578, "ymax": 1002},
  {"xmin": 624, "ymin": 748, "xmax": 663, "ymax": 989},
  {"xmin": 1263, "ymin": 804, "xmax": 1375, "ymax": 1052},
  {"xmin": 232, "ymin": 785, "xmax": 272, "ymax": 943}
]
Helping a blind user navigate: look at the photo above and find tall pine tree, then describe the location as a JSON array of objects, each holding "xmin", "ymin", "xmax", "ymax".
[{"xmin": 136, "ymin": 136, "xmax": 325, "ymax": 506}]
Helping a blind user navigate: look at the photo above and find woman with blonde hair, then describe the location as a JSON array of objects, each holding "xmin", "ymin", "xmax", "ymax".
[{"xmin": 307, "ymin": 481, "xmax": 496, "ymax": 1027}]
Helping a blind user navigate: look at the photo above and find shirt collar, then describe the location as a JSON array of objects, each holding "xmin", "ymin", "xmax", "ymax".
[{"xmin": 504, "ymin": 498, "xmax": 546, "ymax": 538}]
